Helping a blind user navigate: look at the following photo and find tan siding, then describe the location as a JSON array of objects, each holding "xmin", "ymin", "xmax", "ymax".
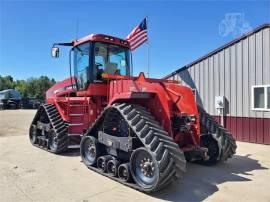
[
  {"xmin": 190, "ymin": 66, "xmax": 194, "ymax": 82},
  {"xmin": 255, "ymin": 31, "xmax": 263, "ymax": 118},
  {"xmin": 204, "ymin": 59, "xmax": 210, "ymax": 112},
  {"xmin": 225, "ymin": 48, "xmax": 231, "ymax": 115},
  {"xmin": 242, "ymin": 37, "xmax": 249, "ymax": 117},
  {"xmin": 263, "ymin": 28, "xmax": 270, "ymax": 118},
  {"xmin": 219, "ymin": 50, "xmax": 225, "ymax": 99},
  {"xmin": 195, "ymin": 64, "xmax": 201, "ymax": 106},
  {"xmin": 249, "ymin": 35, "xmax": 256, "ymax": 118},
  {"xmin": 199, "ymin": 62, "xmax": 204, "ymax": 107},
  {"xmin": 262, "ymin": 28, "xmax": 270, "ymax": 84},
  {"xmin": 192, "ymin": 66, "xmax": 195, "ymax": 80},
  {"xmin": 209, "ymin": 56, "xmax": 214, "ymax": 115},
  {"xmin": 236, "ymin": 41, "xmax": 243, "ymax": 117},
  {"xmin": 213, "ymin": 54, "xmax": 220, "ymax": 116},
  {"xmin": 230, "ymin": 45, "xmax": 237, "ymax": 116}
]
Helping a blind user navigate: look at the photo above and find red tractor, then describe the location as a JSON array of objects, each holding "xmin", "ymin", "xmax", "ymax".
[{"xmin": 29, "ymin": 33, "xmax": 236, "ymax": 192}]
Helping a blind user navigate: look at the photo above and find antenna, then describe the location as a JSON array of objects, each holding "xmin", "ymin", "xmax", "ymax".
[{"xmin": 75, "ymin": 19, "xmax": 79, "ymax": 41}]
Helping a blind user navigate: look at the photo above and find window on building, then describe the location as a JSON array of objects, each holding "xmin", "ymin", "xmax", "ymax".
[{"xmin": 252, "ymin": 85, "xmax": 270, "ymax": 111}]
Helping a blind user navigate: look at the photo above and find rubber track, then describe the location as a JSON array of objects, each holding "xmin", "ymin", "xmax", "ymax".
[
  {"xmin": 197, "ymin": 105, "xmax": 237, "ymax": 161},
  {"xmin": 30, "ymin": 103, "xmax": 68, "ymax": 153},
  {"xmin": 82, "ymin": 103, "xmax": 186, "ymax": 193}
]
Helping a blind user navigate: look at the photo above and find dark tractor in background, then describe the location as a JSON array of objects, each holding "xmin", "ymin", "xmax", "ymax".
[
  {"xmin": 0, "ymin": 89, "xmax": 21, "ymax": 110},
  {"xmin": 21, "ymin": 97, "xmax": 41, "ymax": 109}
]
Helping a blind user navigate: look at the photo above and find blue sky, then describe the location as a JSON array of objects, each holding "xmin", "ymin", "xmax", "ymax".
[{"xmin": 0, "ymin": 0, "xmax": 269, "ymax": 81}]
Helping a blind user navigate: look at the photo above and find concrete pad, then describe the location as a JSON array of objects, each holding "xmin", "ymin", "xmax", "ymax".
[
  {"xmin": 0, "ymin": 110, "xmax": 269, "ymax": 201},
  {"xmin": 0, "ymin": 109, "xmax": 37, "ymax": 137}
]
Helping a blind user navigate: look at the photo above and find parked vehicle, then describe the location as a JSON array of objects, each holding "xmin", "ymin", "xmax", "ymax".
[
  {"xmin": 0, "ymin": 89, "xmax": 21, "ymax": 109},
  {"xmin": 21, "ymin": 98, "xmax": 41, "ymax": 109}
]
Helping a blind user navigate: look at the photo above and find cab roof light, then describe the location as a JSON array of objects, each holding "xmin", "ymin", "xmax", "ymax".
[
  {"xmin": 120, "ymin": 40, "xmax": 128, "ymax": 45},
  {"xmin": 104, "ymin": 36, "xmax": 114, "ymax": 41}
]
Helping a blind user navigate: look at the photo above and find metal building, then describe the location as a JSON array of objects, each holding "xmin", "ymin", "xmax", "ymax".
[{"xmin": 165, "ymin": 24, "xmax": 270, "ymax": 145}]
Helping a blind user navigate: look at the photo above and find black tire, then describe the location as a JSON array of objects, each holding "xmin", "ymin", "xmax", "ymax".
[
  {"xmin": 118, "ymin": 163, "xmax": 131, "ymax": 182},
  {"xmin": 107, "ymin": 158, "xmax": 120, "ymax": 177},
  {"xmin": 29, "ymin": 125, "xmax": 37, "ymax": 144},
  {"xmin": 97, "ymin": 155, "xmax": 112, "ymax": 172},
  {"xmin": 48, "ymin": 131, "xmax": 58, "ymax": 153},
  {"xmin": 81, "ymin": 136, "xmax": 103, "ymax": 166},
  {"xmin": 130, "ymin": 147, "xmax": 159, "ymax": 189}
]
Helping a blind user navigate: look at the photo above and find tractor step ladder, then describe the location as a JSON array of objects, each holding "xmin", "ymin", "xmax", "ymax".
[
  {"xmin": 66, "ymin": 97, "xmax": 88, "ymax": 147},
  {"xmin": 68, "ymin": 133, "xmax": 83, "ymax": 136},
  {"xmin": 67, "ymin": 145, "xmax": 81, "ymax": 149}
]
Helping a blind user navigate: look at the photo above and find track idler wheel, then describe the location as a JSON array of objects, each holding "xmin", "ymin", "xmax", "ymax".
[
  {"xmin": 97, "ymin": 155, "xmax": 112, "ymax": 173},
  {"xmin": 81, "ymin": 136, "xmax": 102, "ymax": 166},
  {"xmin": 107, "ymin": 158, "xmax": 120, "ymax": 177},
  {"xmin": 118, "ymin": 163, "xmax": 131, "ymax": 182},
  {"xmin": 130, "ymin": 148, "xmax": 159, "ymax": 189}
]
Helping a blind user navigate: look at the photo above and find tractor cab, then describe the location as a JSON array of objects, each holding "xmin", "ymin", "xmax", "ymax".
[{"xmin": 52, "ymin": 34, "xmax": 131, "ymax": 91}]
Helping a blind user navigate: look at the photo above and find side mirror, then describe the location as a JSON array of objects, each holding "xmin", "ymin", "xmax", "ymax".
[{"xmin": 51, "ymin": 47, "xmax": 59, "ymax": 58}]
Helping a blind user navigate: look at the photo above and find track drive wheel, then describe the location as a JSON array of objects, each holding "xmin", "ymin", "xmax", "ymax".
[
  {"xmin": 81, "ymin": 136, "xmax": 103, "ymax": 166},
  {"xmin": 130, "ymin": 147, "xmax": 159, "ymax": 189}
]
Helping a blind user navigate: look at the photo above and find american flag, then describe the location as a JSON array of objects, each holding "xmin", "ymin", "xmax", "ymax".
[{"xmin": 126, "ymin": 18, "xmax": 148, "ymax": 51}]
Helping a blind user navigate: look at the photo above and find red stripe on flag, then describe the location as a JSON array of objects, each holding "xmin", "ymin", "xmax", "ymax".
[
  {"xmin": 130, "ymin": 36, "xmax": 147, "ymax": 50},
  {"xmin": 126, "ymin": 26, "xmax": 140, "ymax": 40},
  {"xmin": 131, "ymin": 37, "xmax": 147, "ymax": 50},
  {"xmin": 128, "ymin": 30, "xmax": 147, "ymax": 42},
  {"xmin": 130, "ymin": 32, "xmax": 147, "ymax": 46},
  {"xmin": 131, "ymin": 39, "xmax": 147, "ymax": 50}
]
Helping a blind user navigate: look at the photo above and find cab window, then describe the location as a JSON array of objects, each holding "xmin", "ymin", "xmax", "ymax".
[
  {"xmin": 94, "ymin": 42, "xmax": 130, "ymax": 81},
  {"xmin": 74, "ymin": 43, "xmax": 90, "ymax": 90}
]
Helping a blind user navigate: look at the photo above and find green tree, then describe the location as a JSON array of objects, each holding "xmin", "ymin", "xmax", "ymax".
[
  {"xmin": 25, "ymin": 76, "xmax": 56, "ymax": 100},
  {"xmin": 0, "ymin": 75, "xmax": 56, "ymax": 101},
  {"xmin": 15, "ymin": 80, "xmax": 28, "ymax": 97},
  {"xmin": 0, "ymin": 75, "xmax": 15, "ymax": 90}
]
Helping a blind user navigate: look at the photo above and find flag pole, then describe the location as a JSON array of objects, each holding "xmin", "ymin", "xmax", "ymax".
[{"xmin": 146, "ymin": 16, "xmax": 150, "ymax": 78}]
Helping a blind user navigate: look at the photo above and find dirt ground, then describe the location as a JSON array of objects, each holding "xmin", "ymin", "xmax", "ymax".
[{"xmin": 0, "ymin": 110, "xmax": 269, "ymax": 202}]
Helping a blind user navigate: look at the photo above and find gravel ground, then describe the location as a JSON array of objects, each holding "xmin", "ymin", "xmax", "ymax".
[
  {"xmin": 0, "ymin": 109, "xmax": 36, "ymax": 137},
  {"xmin": 0, "ymin": 110, "xmax": 269, "ymax": 202}
]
